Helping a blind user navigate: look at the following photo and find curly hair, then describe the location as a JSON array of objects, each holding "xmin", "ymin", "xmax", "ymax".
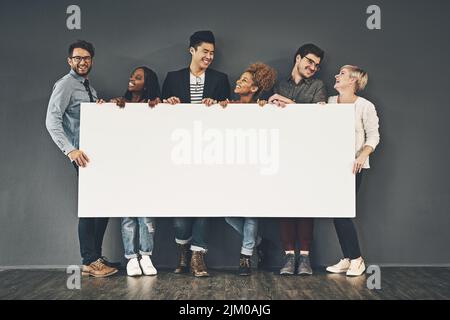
[{"xmin": 245, "ymin": 62, "xmax": 277, "ymax": 97}]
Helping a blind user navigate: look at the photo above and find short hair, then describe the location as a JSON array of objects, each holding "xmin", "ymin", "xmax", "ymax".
[
  {"xmin": 341, "ymin": 65, "xmax": 368, "ymax": 92},
  {"xmin": 123, "ymin": 66, "xmax": 161, "ymax": 101},
  {"xmin": 293, "ymin": 43, "xmax": 324, "ymax": 65},
  {"xmin": 68, "ymin": 40, "xmax": 95, "ymax": 58},
  {"xmin": 189, "ymin": 30, "xmax": 215, "ymax": 49},
  {"xmin": 245, "ymin": 62, "xmax": 277, "ymax": 98}
]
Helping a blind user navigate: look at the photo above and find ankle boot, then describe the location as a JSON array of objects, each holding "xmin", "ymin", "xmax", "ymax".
[
  {"xmin": 190, "ymin": 251, "xmax": 209, "ymax": 277},
  {"xmin": 174, "ymin": 244, "xmax": 191, "ymax": 274},
  {"xmin": 238, "ymin": 254, "xmax": 251, "ymax": 276}
]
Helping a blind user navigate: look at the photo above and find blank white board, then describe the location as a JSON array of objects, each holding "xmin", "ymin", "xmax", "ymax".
[{"xmin": 78, "ymin": 103, "xmax": 355, "ymax": 217}]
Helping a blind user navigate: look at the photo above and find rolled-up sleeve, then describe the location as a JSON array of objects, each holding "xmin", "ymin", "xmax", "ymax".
[
  {"xmin": 45, "ymin": 82, "xmax": 75, "ymax": 155},
  {"xmin": 363, "ymin": 102, "xmax": 380, "ymax": 150}
]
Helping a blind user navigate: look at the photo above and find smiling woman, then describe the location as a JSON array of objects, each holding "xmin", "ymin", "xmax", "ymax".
[
  {"xmin": 110, "ymin": 66, "xmax": 161, "ymax": 107},
  {"xmin": 219, "ymin": 62, "xmax": 276, "ymax": 107},
  {"xmin": 107, "ymin": 65, "xmax": 162, "ymax": 277},
  {"xmin": 326, "ymin": 64, "xmax": 380, "ymax": 277}
]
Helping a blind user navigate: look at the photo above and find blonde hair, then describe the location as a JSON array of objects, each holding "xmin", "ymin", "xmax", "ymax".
[{"xmin": 341, "ymin": 65, "xmax": 368, "ymax": 92}]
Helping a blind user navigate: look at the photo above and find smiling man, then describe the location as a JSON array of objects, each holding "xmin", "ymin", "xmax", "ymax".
[
  {"xmin": 162, "ymin": 30, "xmax": 230, "ymax": 106},
  {"xmin": 267, "ymin": 43, "xmax": 327, "ymax": 277},
  {"xmin": 268, "ymin": 43, "xmax": 327, "ymax": 107},
  {"xmin": 162, "ymin": 30, "xmax": 230, "ymax": 277},
  {"xmin": 45, "ymin": 40, "xmax": 118, "ymax": 278}
]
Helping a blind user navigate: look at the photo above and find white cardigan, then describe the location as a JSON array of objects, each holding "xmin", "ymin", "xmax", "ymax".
[{"xmin": 328, "ymin": 96, "xmax": 380, "ymax": 169}]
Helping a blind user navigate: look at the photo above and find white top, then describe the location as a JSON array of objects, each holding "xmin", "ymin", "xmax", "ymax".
[
  {"xmin": 190, "ymin": 72, "xmax": 205, "ymax": 104},
  {"xmin": 328, "ymin": 95, "xmax": 380, "ymax": 169}
]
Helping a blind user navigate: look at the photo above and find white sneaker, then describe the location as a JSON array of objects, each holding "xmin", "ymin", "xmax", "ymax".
[
  {"xmin": 126, "ymin": 258, "xmax": 142, "ymax": 276},
  {"xmin": 140, "ymin": 255, "xmax": 157, "ymax": 276},
  {"xmin": 346, "ymin": 258, "xmax": 366, "ymax": 277},
  {"xmin": 326, "ymin": 258, "xmax": 351, "ymax": 274}
]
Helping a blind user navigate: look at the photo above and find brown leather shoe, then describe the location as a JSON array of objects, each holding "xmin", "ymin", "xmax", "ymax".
[
  {"xmin": 82, "ymin": 259, "xmax": 118, "ymax": 278},
  {"xmin": 174, "ymin": 244, "xmax": 191, "ymax": 274},
  {"xmin": 190, "ymin": 251, "xmax": 209, "ymax": 277}
]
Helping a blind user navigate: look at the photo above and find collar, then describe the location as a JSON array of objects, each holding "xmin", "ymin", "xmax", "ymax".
[{"xmin": 69, "ymin": 69, "xmax": 87, "ymax": 83}]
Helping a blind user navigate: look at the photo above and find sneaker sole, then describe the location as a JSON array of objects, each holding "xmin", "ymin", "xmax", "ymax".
[
  {"xmin": 346, "ymin": 271, "xmax": 366, "ymax": 277},
  {"xmin": 326, "ymin": 268, "xmax": 348, "ymax": 274},
  {"xmin": 279, "ymin": 271, "xmax": 295, "ymax": 276}
]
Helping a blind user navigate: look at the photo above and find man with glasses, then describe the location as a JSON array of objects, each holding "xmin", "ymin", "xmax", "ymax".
[
  {"xmin": 267, "ymin": 43, "xmax": 327, "ymax": 276},
  {"xmin": 268, "ymin": 43, "xmax": 327, "ymax": 107},
  {"xmin": 45, "ymin": 40, "xmax": 118, "ymax": 277}
]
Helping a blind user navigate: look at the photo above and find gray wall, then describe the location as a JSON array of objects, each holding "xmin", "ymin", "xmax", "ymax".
[{"xmin": 1, "ymin": 0, "xmax": 449, "ymax": 268}]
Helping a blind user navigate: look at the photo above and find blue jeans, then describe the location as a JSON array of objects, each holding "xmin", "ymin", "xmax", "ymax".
[
  {"xmin": 121, "ymin": 217, "xmax": 155, "ymax": 259},
  {"xmin": 173, "ymin": 218, "xmax": 208, "ymax": 252},
  {"xmin": 225, "ymin": 217, "xmax": 260, "ymax": 256}
]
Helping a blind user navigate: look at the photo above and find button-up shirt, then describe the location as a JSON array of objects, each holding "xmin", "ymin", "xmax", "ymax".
[
  {"xmin": 45, "ymin": 70, "xmax": 98, "ymax": 155},
  {"xmin": 274, "ymin": 76, "xmax": 327, "ymax": 103}
]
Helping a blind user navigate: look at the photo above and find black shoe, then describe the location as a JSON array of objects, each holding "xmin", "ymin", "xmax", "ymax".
[
  {"xmin": 256, "ymin": 238, "xmax": 269, "ymax": 268},
  {"xmin": 99, "ymin": 256, "xmax": 122, "ymax": 269},
  {"xmin": 238, "ymin": 255, "xmax": 251, "ymax": 276}
]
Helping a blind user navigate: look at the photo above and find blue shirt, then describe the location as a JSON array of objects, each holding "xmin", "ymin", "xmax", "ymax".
[{"xmin": 45, "ymin": 70, "xmax": 98, "ymax": 155}]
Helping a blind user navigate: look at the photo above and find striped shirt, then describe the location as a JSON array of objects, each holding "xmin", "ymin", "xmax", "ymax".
[{"xmin": 190, "ymin": 72, "xmax": 205, "ymax": 103}]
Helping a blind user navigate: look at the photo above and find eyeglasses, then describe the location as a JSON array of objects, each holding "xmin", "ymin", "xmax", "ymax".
[
  {"xmin": 303, "ymin": 56, "xmax": 321, "ymax": 71},
  {"xmin": 71, "ymin": 56, "xmax": 92, "ymax": 63}
]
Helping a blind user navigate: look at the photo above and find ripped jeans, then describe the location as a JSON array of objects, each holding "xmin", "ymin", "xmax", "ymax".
[{"xmin": 121, "ymin": 217, "xmax": 155, "ymax": 259}]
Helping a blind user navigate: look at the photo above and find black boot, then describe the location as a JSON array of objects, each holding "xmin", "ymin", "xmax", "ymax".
[
  {"xmin": 238, "ymin": 254, "xmax": 251, "ymax": 276},
  {"xmin": 256, "ymin": 238, "xmax": 269, "ymax": 269}
]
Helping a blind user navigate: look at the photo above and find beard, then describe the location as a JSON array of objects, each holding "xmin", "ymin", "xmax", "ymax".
[
  {"xmin": 298, "ymin": 66, "xmax": 314, "ymax": 79},
  {"xmin": 72, "ymin": 64, "xmax": 91, "ymax": 77}
]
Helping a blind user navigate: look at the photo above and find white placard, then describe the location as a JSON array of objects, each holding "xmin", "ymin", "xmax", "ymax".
[{"xmin": 78, "ymin": 103, "xmax": 355, "ymax": 217}]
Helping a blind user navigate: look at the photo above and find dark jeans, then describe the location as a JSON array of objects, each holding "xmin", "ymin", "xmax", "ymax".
[
  {"xmin": 333, "ymin": 171, "xmax": 365, "ymax": 259},
  {"xmin": 173, "ymin": 217, "xmax": 208, "ymax": 251},
  {"xmin": 74, "ymin": 162, "xmax": 109, "ymax": 265},
  {"xmin": 78, "ymin": 217, "xmax": 109, "ymax": 265}
]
